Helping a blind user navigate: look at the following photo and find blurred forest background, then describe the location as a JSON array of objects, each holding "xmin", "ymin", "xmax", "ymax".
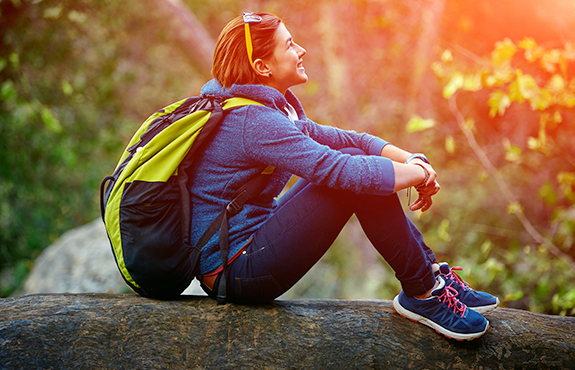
[{"xmin": 1, "ymin": 0, "xmax": 574, "ymax": 315}]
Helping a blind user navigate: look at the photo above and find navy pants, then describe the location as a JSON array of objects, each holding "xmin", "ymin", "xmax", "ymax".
[{"xmin": 207, "ymin": 149, "xmax": 438, "ymax": 304}]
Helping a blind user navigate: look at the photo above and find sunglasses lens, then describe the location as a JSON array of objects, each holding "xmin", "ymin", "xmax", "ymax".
[{"xmin": 243, "ymin": 13, "xmax": 262, "ymax": 23}]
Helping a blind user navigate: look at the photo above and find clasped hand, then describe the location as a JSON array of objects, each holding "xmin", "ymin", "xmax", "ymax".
[{"xmin": 408, "ymin": 161, "xmax": 440, "ymax": 212}]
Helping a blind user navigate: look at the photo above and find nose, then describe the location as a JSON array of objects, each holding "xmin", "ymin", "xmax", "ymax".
[{"xmin": 296, "ymin": 42, "xmax": 306, "ymax": 57}]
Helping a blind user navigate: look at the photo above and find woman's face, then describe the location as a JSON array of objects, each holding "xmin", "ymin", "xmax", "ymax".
[{"xmin": 263, "ymin": 23, "xmax": 307, "ymax": 94}]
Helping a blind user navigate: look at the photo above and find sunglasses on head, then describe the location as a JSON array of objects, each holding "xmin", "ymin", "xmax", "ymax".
[{"xmin": 243, "ymin": 12, "xmax": 262, "ymax": 68}]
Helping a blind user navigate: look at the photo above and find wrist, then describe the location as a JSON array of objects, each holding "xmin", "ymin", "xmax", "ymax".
[{"xmin": 413, "ymin": 163, "xmax": 430, "ymax": 189}]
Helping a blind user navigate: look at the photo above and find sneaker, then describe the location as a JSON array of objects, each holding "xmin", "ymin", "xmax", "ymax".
[
  {"xmin": 438, "ymin": 262, "xmax": 499, "ymax": 313},
  {"xmin": 393, "ymin": 276, "xmax": 489, "ymax": 341}
]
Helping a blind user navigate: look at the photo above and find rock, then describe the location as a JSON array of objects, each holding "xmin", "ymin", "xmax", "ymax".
[
  {"xmin": 21, "ymin": 219, "xmax": 205, "ymax": 296},
  {"xmin": 20, "ymin": 217, "xmax": 388, "ymax": 300},
  {"xmin": 1, "ymin": 294, "xmax": 574, "ymax": 369}
]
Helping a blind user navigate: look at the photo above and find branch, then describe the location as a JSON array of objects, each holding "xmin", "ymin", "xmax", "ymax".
[
  {"xmin": 446, "ymin": 41, "xmax": 491, "ymax": 67},
  {"xmin": 448, "ymin": 94, "xmax": 575, "ymax": 272},
  {"xmin": 152, "ymin": 0, "xmax": 215, "ymax": 78}
]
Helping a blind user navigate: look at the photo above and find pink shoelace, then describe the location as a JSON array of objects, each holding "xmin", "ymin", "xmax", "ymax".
[
  {"xmin": 438, "ymin": 284, "xmax": 467, "ymax": 318},
  {"xmin": 445, "ymin": 266, "xmax": 473, "ymax": 291}
]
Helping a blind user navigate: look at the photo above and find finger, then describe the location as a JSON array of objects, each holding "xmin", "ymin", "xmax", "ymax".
[
  {"xmin": 426, "ymin": 171, "xmax": 437, "ymax": 186},
  {"xmin": 414, "ymin": 194, "xmax": 433, "ymax": 212},
  {"xmin": 418, "ymin": 186, "xmax": 434, "ymax": 196},
  {"xmin": 421, "ymin": 196, "xmax": 433, "ymax": 212},
  {"xmin": 418, "ymin": 183, "xmax": 438, "ymax": 196},
  {"xmin": 409, "ymin": 196, "xmax": 425, "ymax": 211},
  {"xmin": 425, "ymin": 183, "xmax": 441, "ymax": 196},
  {"xmin": 420, "ymin": 180, "xmax": 441, "ymax": 194},
  {"xmin": 409, "ymin": 194, "xmax": 431, "ymax": 211},
  {"xmin": 433, "ymin": 183, "xmax": 440, "ymax": 195}
]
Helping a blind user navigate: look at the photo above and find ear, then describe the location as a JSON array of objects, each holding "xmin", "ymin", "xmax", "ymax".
[{"xmin": 252, "ymin": 58, "xmax": 272, "ymax": 78}]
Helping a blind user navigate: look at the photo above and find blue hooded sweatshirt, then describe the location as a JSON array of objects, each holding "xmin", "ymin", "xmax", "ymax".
[{"xmin": 190, "ymin": 79, "xmax": 395, "ymax": 274}]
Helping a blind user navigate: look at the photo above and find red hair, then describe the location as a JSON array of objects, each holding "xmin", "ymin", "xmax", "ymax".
[{"xmin": 212, "ymin": 13, "xmax": 282, "ymax": 88}]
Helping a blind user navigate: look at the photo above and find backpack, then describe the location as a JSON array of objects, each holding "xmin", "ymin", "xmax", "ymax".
[{"xmin": 100, "ymin": 95, "xmax": 271, "ymax": 303}]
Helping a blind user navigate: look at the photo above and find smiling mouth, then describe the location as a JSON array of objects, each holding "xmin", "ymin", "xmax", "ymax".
[{"xmin": 297, "ymin": 61, "xmax": 304, "ymax": 69}]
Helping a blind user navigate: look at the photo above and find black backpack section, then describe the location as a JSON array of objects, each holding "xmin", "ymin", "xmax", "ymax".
[{"xmin": 100, "ymin": 95, "xmax": 271, "ymax": 303}]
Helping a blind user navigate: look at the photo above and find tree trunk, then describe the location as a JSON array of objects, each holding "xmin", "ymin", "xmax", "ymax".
[
  {"xmin": 152, "ymin": 0, "xmax": 215, "ymax": 78},
  {"xmin": 1, "ymin": 294, "xmax": 573, "ymax": 369},
  {"xmin": 404, "ymin": 0, "xmax": 447, "ymax": 123}
]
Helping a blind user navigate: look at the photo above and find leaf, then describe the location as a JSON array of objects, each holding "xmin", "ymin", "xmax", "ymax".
[
  {"xmin": 481, "ymin": 240, "xmax": 493, "ymax": 254},
  {"xmin": 524, "ymin": 46, "xmax": 544, "ymax": 63},
  {"xmin": 464, "ymin": 117, "xmax": 475, "ymax": 132},
  {"xmin": 492, "ymin": 38, "xmax": 517, "ymax": 66},
  {"xmin": 9, "ymin": 53, "xmax": 19, "ymax": 70},
  {"xmin": 503, "ymin": 138, "xmax": 522, "ymax": 162},
  {"xmin": 508, "ymin": 80, "xmax": 524, "ymax": 104},
  {"xmin": 489, "ymin": 65, "xmax": 515, "ymax": 87},
  {"xmin": 563, "ymin": 42, "xmax": 575, "ymax": 63},
  {"xmin": 529, "ymin": 88, "xmax": 553, "ymax": 111},
  {"xmin": 40, "ymin": 106, "xmax": 63, "ymax": 133},
  {"xmin": 445, "ymin": 135, "xmax": 456, "ymax": 154},
  {"xmin": 541, "ymin": 49, "xmax": 562, "ymax": 73},
  {"xmin": 534, "ymin": 116, "xmax": 550, "ymax": 146},
  {"xmin": 506, "ymin": 201, "xmax": 524, "ymax": 215},
  {"xmin": 442, "ymin": 72, "xmax": 464, "ymax": 99},
  {"xmin": 538, "ymin": 181, "xmax": 558, "ymax": 206},
  {"xmin": 558, "ymin": 92, "xmax": 575, "ymax": 108},
  {"xmin": 61, "ymin": 81, "xmax": 73, "ymax": 96},
  {"xmin": 430, "ymin": 61, "xmax": 444, "ymax": 78},
  {"xmin": 487, "ymin": 90, "xmax": 511, "ymax": 117},
  {"xmin": 406, "ymin": 114, "xmax": 435, "ymax": 133},
  {"xmin": 518, "ymin": 37, "xmax": 537, "ymax": 50},
  {"xmin": 509, "ymin": 72, "xmax": 551, "ymax": 111},
  {"xmin": 438, "ymin": 219, "xmax": 451, "ymax": 242},
  {"xmin": 516, "ymin": 72, "xmax": 539, "ymax": 100},
  {"xmin": 44, "ymin": 5, "xmax": 63, "ymax": 20},
  {"xmin": 553, "ymin": 111, "xmax": 563, "ymax": 124},
  {"xmin": 1, "ymin": 80, "xmax": 17, "ymax": 101},
  {"xmin": 441, "ymin": 49, "xmax": 453, "ymax": 63},
  {"xmin": 528, "ymin": 136, "xmax": 543, "ymax": 151},
  {"xmin": 504, "ymin": 291, "xmax": 524, "ymax": 302},
  {"xmin": 463, "ymin": 73, "xmax": 482, "ymax": 92},
  {"xmin": 546, "ymin": 74, "xmax": 565, "ymax": 94},
  {"xmin": 68, "ymin": 10, "xmax": 87, "ymax": 24},
  {"xmin": 557, "ymin": 172, "xmax": 575, "ymax": 197}
]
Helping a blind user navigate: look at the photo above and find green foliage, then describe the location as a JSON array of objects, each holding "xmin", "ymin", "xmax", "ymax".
[
  {"xmin": 0, "ymin": 0, "xmax": 204, "ymax": 296},
  {"xmin": 1, "ymin": 1, "xmax": 115, "ymax": 294},
  {"xmin": 406, "ymin": 114, "xmax": 436, "ymax": 133},
  {"xmin": 425, "ymin": 36, "xmax": 575, "ymax": 315}
]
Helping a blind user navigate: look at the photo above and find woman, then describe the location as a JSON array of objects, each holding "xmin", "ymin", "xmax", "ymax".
[{"xmin": 190, "ymin": 12, "xmax": 498, "ymax": 341}]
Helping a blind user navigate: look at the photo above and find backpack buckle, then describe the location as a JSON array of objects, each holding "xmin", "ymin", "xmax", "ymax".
[{"xmin": 226, "ymin": 199, "xmax": 242, "ymax": 215}]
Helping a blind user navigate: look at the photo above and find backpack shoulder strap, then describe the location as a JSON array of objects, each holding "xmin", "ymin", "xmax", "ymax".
[
  {"xmin": 194, "ymin": 96, "xmax": 273, "ymax": 305},
  {"xmin": 221, "ymin": 97, "xmax": 264, "ymax": 110}
]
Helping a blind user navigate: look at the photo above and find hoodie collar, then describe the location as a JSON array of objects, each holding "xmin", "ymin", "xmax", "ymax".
[{"xmin": 200, "ymin": 79, "xmax": 306, "ymax": 120}]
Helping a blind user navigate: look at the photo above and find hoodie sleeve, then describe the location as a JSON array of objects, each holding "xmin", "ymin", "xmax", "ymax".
[
  {"xmin": 296, "ymin": 117, "xmax": 391, "ymax": 156},
  {"xmin": 240, "ymin": 105, "xmax": 395, "ymax": 196}
]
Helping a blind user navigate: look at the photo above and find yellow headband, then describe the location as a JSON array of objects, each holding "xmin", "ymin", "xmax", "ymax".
[
  {"xmin": 243, "ymin": 12, "xmax": 262, "ymax": 68},
  {"xmin": 244, "ymin": 22, "xmax": 255, "ymax": 67}
]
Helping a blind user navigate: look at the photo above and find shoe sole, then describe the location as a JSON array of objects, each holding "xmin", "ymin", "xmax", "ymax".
[
  {"xmin": 392, "ymin": 295, "xmax": 489, "ymax": 341},
  {"xmin": 468, "ymin": 297, "xmax": 500, "ymax": 314}
]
